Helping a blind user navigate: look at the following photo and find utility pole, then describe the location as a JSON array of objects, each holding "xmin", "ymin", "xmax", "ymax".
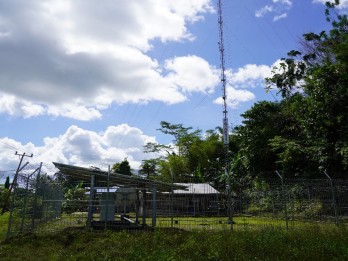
[
  {"xmin": 1, "ymin": 151, "xmax": 33, "ymax": 214},
  {"xmin": 217, "ymin": 0, "xmax": 233, "ymax": 229}
]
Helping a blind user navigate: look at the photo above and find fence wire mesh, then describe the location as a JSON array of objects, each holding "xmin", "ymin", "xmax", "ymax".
[
  {"xmin": 1, "ymin": 165, "xmax": 348, "ymax": 241},
  {"xmin": 5, "ymin": 168, "xmax": 63, "ymax": 238}
]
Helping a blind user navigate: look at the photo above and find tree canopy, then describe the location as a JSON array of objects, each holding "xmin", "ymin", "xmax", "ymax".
[
  {"xmin": 112, "ymin": 158, "xmax": 132, "ymax": 176},
  {"xmin": 143, "ymin": 123, "xmax": 226, "ymax": 188},
  {"xmin": 260, "ymin": 1, "xmax": 348, "ymax": 177}
]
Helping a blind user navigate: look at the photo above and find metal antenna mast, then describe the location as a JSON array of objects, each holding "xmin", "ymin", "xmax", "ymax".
[
  {"xmin": 217, "ymin": 0, "xmax": 233, "ymax": 228},
  {"xmin": 218, "ymin": 0, "xmax": 229, "ymax": 159}
]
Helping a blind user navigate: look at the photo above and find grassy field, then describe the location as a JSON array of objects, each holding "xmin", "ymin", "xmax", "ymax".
[
  {"xmin": 1, "ymin": 212, "xmax": 347, "ymax": 260},
  {"xmin": 0, "ymin": 212, "xmax": 9, "ymax": 240},
  {"xmin": 154, "ymin": 215, "xmax": 339, "ymax": 230},
  {"xmin": 2, "ymin": 211, "xmax": 342, "ymax": 242},
  {"xmin": 0, "ymin": 226, "xmax": 348, "ymax": 260}
]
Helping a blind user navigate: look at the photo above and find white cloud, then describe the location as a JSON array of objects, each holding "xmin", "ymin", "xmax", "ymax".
[
  {"xmin": 255, "ymin": 5, "xmax": 274, "ymax": 18},
  {"xmin": 213, "ymin": 87, "xmax": 255, "ymax": 109},
  {"xmin": 229, "ymin": 64, "xmax": 272, "ymax": 88},
  {"xmin": 255, "ymin": 0, "xmax": 293, "ymax": 20},
  {"xmin": 0, "ymin": 94, "xmax": 102, "ymax": 120},
  {"xmin": 164, "ymin": 55, "xmax": 220, "ymax": 94},
  {"xmin": 313, "ymin": 0, "xmax": 348, "ymax": 9},
  {"xmin": 47, "ymin": 105, "xmax": 102, "ymax": 121},
  {"xmin": 0, "ymin": 94, "xmax": 45, "ymax": 118},
  {"xmin": 273, "ymin": 13, "xmax": 288, "ymax": 21},
  {"xmin": 213, "ymin": 63, "xmax": 272, "ymax": 108},
  {"xmin": 273, "ymin": 0, "xmax": 292, "ymax": 7},
  {"xmin": 0, "ymin": 124, "xmax": 159, "ymax": 173},
  {"xmin": 0, "ymin": 0, "xmax": 215, "ymax": 120}
]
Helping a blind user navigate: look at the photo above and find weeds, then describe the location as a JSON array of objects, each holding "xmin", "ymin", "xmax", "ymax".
[{"xmin": 0, "ymin": 226, "xmax": 348, "ymax": 260}]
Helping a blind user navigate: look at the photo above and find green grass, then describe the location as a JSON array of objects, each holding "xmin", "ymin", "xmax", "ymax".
[
  {"xmin": 3, "ymin": 211, "xmax": 344, "ymax": 241},
  {"xmin": 1, "ymin": 226, "xmax": 348, "ymax": 260},
  {"xmin": 0, "ymin": 212, "xmax": 9, "ymax": 241},
  {"xmin": 2, "ymin": 213, "xmax": 348, "ymax": 260},
  {"xmin": 15, "ymin": 212, "xmax": 343, "ymax": 236},
  {"xmin": 152, "ymin": 215, "xmax": 341, "ymax": 231}
]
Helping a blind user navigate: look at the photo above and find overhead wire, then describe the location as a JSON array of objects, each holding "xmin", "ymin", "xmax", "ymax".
[
  {"xmin": 221, "ymin": 0, "xmax": 298, "ymax": 109},
  {"xmin": 0, "ymin": 139, "xmax": 20, "ymax": 152},
  {"xmin": 103, "ymin": 41, "xmax": 183, "ymax": 168},
  {"xmin": 111, "ymin": 7, "xmax": 218, "ymax": 153},
  {"xmin": 127, "ymin": 41, "xmax": 181, "ymax": 130},
  {"xmin": 151, "ymin": 25, "xmax": 218, "ymax": 146},
  {"xmin": 236, "ymin": 0, "xmax": 285, "ymax": 58},
  {"xmin": 128, "ymin": 12, "xmax": 220, "ymax": 149}
]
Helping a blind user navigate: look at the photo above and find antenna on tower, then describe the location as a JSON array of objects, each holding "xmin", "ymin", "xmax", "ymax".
[{"xmin": 217, "ymin": 0, "xmax": 233, "ymax": 228}]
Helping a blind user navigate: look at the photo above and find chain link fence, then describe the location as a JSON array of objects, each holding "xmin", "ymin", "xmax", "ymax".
[
  {"xmin": 230, "ymin": 171, "xmax": 347, "ymax": 229},
  {"xmin": 1, "ymin": 165, "xmax": 347, "ymax": 241},
  {"xmin": 3, "ymin": 165, "xmax": 63, "ymax": 240}
]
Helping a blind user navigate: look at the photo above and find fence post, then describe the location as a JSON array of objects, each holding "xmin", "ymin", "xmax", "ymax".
[
  {"xmin": 324, "ymin": 171, "xmax": 339, "ymax": 226},
  {"xmin": 170, "ymin": 167, "xmax": 174, "ymax": 228},
  {"xmin": 142, "ymin": 190, "xmax": 147, "ymax": 225},
  {"xmin": 31, "ymin": 164, "xmax": 42, "ymax": 229},
  {"xmin": 226, "ymin": 167, "xmax": 234, "ymax": 230},
  {"xmin": 21, "ymin": 164, "xmax": 42, "ymax": 233},
  {"xmin": 6, "ymin": 178, "xmax": 18, "ymax": 239},
  {"xmin": 104, "ymin": 166, "xmax": 110, "ymax": 230},
  {"xmin": 87, "ymin": 174, "xmax": 95, "ymax": 229},
  {"xmin": 275, "ymin": 170, "xmax": 288, "ymax": 230},
  {"xmin": 152, "ymin": 185, "xmax": 157, "ymax": 227}
]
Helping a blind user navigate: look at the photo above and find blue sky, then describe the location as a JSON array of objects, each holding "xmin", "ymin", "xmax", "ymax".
[{"xmin": 0, "ymin": 0, "xmax": 347, "ymax": 175}]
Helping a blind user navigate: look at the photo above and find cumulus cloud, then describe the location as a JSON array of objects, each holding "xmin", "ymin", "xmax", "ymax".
[
  {"xmin": 255, "ymin": 0, "xmax": 292, "ymax": 20},
  {"xmin": 0, "ymin": 0, "xmax": 215, "ymax": 120},
  {"xmin": 0, "ymin": 94, "xmax": 45, "ymax": 118},
  {"xmin": 164, "ymin": 55, "xmax": 219, "ymax": 94},
  {"xmin": 312, "ymin": 0, "xmax": 348, "ymax": 9},
  {"xmin": 213, "ymin": 87, "xmax": 255, "ymax": 109},
  {"xmin": 0, "ymin": 94, "xmax": 102, "ymax": 120},
  {"xmin": 228, "ymin": 64, "xmax": 272, "ymax": 88},
  {"xmin": 0, "ymin": 124, "xmax": 159, "ymax": 173},
  {"xmin": 213, "ymin": 63, "xmax": 273, "ymax": 108}
]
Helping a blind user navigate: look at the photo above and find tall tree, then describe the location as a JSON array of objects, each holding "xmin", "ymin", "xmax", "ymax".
[
  {"xmin": 139, "ymin": 159, "xmax": 158, "ymax": 179},
  {"xmin": 157, "ymin": 121, "xmax": 200, "ymax": 156},
  {"xmin": 4, "ymin": 176, "xmax": 10, "ymax": 189},
  {"xmin": 112, "ymin": 158, "xmax": 132, "ymax": 176},
  {"xmin": 265, "ymin": 1, "xmax": 348, "ymax": 177},
  {"xmin": 143, "ymin": 122, "xmax": 226, "ymax": 185},
  {"xmin": 232, "ymin": 101, "xmax": 282, "ymax": 178}
]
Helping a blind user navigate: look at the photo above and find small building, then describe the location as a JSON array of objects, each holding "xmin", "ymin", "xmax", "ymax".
[
  {"xmin": 153, "ymin": 183, "xmax": 221, "ymax": 217},
  {"xmin": 172, "ymin": 183, "xmax": 221, "ymax": 216}
]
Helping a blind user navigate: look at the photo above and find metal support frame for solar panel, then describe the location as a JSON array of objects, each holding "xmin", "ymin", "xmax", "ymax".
[{"xmin": 53, "ymin": 162, "xmax": 187, "ymax": 231}]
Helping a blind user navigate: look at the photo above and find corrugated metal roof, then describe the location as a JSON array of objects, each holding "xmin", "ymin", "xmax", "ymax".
[
  {"xmin": 53, "ymin": 162, "xmax": 187, "ymax": 192},
  {"xmin": 173, "ymin": 183, "xmax": 219, "ymax": 194}
]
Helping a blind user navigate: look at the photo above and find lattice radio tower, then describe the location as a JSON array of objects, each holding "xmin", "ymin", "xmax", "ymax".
[
  {"xmin": 217, "ymin": 0, "xmax": 233, "ymax": 227},
  {"xmin": 217, "ymin": 0, "xmax": 229, "ymax": 163}
]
